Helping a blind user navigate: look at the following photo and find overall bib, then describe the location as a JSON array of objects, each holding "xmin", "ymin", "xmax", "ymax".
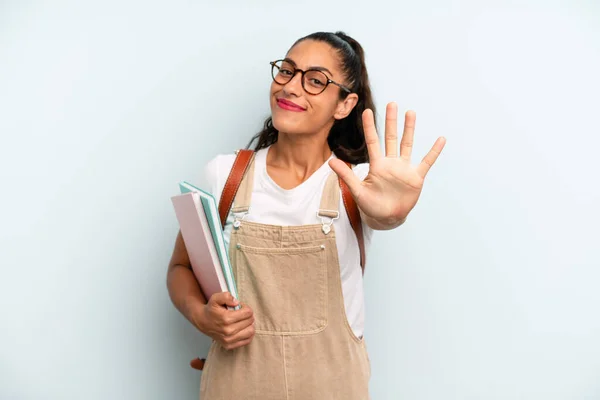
[{"xmin": 199, "ymin": 157, "xmax": 371, "ymax": 400}]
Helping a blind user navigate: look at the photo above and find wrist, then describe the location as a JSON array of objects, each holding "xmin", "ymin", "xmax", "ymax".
[
  {"xmin": 364, "ymin": 214, "xmax": 407, "ymax": 230},
  {"xmin": 184, "ymin": 295, "xmax": 207, "ymax": 332}
]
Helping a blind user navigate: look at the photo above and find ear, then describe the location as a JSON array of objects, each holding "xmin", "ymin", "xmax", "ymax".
[{"xmin": 333, "ymin": 93, "xmax": 359, "ymax": 120}]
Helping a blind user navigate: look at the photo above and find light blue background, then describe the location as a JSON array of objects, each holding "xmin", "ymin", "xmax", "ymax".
[{"xmin": 1, "ymin": 1, "xmax": 599, "ymax": 399}]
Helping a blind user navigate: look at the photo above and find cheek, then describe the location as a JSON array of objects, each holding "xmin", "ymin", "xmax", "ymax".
[
  {"xmin": 269, "ymin": 83, "xmax": 281, "ymax": 110},
  {"xmin": 311, "ymin": 95, "xmax": 340, "ymax": 121}
]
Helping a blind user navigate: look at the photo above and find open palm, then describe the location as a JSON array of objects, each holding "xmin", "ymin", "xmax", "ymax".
[{"xmin": 329, "ymin": 103, "xmax": 446, "ymax": 227}]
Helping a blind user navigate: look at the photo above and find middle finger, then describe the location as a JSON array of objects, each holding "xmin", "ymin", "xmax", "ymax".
[
  {"xmin": 225, "ymin": 323, "xmax": 256, "ymax": 344},
  {"xmin": 362, "ymin": 109, "xmax": 382, "ymax": 162},
  {"xmin": 385, "ymin": 102, "xmax": 398, "ymax": 157}
]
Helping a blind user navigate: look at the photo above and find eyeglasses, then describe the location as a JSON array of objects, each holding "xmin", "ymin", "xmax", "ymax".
[{"xmin": 270, "ymin": 59, "xmax": 353, "ymax": 95}]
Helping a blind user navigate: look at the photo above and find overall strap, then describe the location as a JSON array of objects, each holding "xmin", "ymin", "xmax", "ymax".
[
  {"xmin": 231, "ymin": 154, "xmax": 255, "ymax": 215},
  {"xmin": 218, "ymin": 149, "xmax": 366, "ymax": 273},
  {"xmin": 318, "ymin": 172, "xmax": 341, "ymax": 218}
]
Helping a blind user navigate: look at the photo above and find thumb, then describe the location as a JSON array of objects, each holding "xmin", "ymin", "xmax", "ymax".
[
  {"xmin": 328, "ymin": 159, "xmax": 362, "ymax": 199},
  {"xmin": 210, "ymin": 291, "xmax": 239, "ymax": 308}
]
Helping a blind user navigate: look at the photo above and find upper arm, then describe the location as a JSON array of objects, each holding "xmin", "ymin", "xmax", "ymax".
[{"xmin": 168, "ymin": 230, "xmax": 190, "ymax": 271}]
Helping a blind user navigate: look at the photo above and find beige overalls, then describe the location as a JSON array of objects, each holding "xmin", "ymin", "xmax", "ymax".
[{"xmin": 199, "ymin": 157, "xmax": 371, "ymax": 400}]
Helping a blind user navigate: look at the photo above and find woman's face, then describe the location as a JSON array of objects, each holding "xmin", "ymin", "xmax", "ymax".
[{"xmin": 270, "ymin": 39, "xmax": 356, "ymax": 137}]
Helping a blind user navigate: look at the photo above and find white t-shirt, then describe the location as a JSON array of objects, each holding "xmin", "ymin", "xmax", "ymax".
[{"xmin": 197, "ymin": 145, "xmax": 373, "ymax": 339}]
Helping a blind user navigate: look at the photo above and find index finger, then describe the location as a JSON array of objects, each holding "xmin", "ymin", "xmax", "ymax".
[
  {"xmin": 385, "ymin": 102, "xmax": 398, "ymax": 157},
  {"xmin": 362, "ymin": 109, "xmax": 381, "ymax": 162},
  {"xmin": 224, "ymin": 302, "xmax": 254, "ymax": 324}
]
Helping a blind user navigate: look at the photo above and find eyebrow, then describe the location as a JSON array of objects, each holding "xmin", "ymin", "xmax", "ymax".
[{"xmin": 283, "ymin": 57, "xmax": 333, "ymax": 76}]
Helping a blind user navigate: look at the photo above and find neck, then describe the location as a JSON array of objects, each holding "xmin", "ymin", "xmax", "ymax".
[
  {"xmin": 267, "ymin": 130, "xmax": 333, "ymax": 185},
  {"xmin": 270, "ymin": 133, "xmax": 331, "ymax": 167}
]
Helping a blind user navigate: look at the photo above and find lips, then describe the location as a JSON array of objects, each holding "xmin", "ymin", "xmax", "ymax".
[{"xmin": 277, "ymin": 98, "xmax": 306, "ymax": 112}]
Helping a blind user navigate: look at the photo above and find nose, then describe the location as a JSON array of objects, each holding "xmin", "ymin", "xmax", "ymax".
[{"xmin": 282, "ymin": 70, "xmax": 303, "ymax": 97}]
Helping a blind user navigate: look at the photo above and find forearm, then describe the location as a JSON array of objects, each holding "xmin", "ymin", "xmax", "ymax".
[{"xmin": 166, "ymin": 264, "xmax": 207, "ymax": 326}]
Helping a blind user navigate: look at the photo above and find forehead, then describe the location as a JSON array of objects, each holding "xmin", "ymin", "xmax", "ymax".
[{"xmin": 285, "ymin": 40, "xmax": 342, "ymax": 77}]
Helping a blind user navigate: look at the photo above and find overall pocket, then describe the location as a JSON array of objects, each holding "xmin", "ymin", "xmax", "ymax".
[{"xmin": 233, "ymin": 243, "xmax": 328, "ymax": 335}]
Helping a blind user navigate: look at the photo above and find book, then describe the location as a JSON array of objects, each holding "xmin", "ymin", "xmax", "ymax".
[{"xmin": 171, "ymin": 182, "xmax": 240, "ymax": 310}]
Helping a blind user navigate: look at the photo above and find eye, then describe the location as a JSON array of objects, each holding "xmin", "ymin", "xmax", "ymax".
[
  {"xmin": 305, "ymin": 70, "xmax": 329, "ymax": 89},
  {"xmin": 279, "ymin": 68, "xmax": 294, "ymax": 76}
]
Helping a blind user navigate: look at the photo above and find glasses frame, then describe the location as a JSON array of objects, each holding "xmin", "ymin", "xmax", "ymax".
[{"xmin": 270, "ymin": 59, "xmax": 353, "ymax": 95}]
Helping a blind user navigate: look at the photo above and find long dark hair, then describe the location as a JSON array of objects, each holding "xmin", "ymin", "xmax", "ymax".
[{"xmin": 245, "ymin": 31, "xmax": 376, "ymax": 164}]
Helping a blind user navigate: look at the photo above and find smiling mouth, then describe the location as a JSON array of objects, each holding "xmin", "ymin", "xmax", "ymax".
[{"xmin": 277, "ymin": 98, "xmax": 306, "ymax": 112}]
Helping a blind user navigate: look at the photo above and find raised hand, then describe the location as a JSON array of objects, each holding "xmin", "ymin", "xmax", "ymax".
[{"xmin": 329, "ymin": 103, "xmax": 446, "ymax": 230}]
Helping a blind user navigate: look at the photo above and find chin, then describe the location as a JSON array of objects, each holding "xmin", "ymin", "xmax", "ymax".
[{"xmin": 271, "ymin": 112, "xmax": 306, "ymax": 135}]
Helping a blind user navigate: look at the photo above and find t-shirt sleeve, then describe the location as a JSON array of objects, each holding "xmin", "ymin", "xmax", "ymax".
[
  {"xmin": 352, "ymin": 162, "xmax": 370, "ymax": 182},
  {"xmin": 196, "ymin": 154, "xmax": 236, "ymax": 206}
]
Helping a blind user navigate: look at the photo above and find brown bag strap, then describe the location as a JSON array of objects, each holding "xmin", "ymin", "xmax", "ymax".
[
  {"xmin": 340, "ymin": 164, "xmax": 366, "ymax": 272},
  {"xmin": 190, "ymin": 357, "xmax": 205, "ymax": 370},
  {"xmin": 218, "ymin": 149, "xmax": 255, "ymax": 228}
]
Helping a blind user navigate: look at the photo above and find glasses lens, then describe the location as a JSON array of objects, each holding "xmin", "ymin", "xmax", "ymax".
[
  {"xmin": 303, "ymin": 70, "xmax": 328, "ymax": 94},
  {"xmin": 272, "ymin": 60, "xmax": 295, "ymax": 85}
]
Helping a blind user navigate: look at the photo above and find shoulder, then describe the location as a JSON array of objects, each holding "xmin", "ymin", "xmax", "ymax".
[
  {"xmin": 201, "ymin": 148, "xmax": 264, "ymax": 203},
  {"xmin": 204, "ymin": 153, "xmax": 237, "ymax": 185},
  {"xmin": 198, "ymin": 153, "xmax": 237, "ymax": 203}
]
